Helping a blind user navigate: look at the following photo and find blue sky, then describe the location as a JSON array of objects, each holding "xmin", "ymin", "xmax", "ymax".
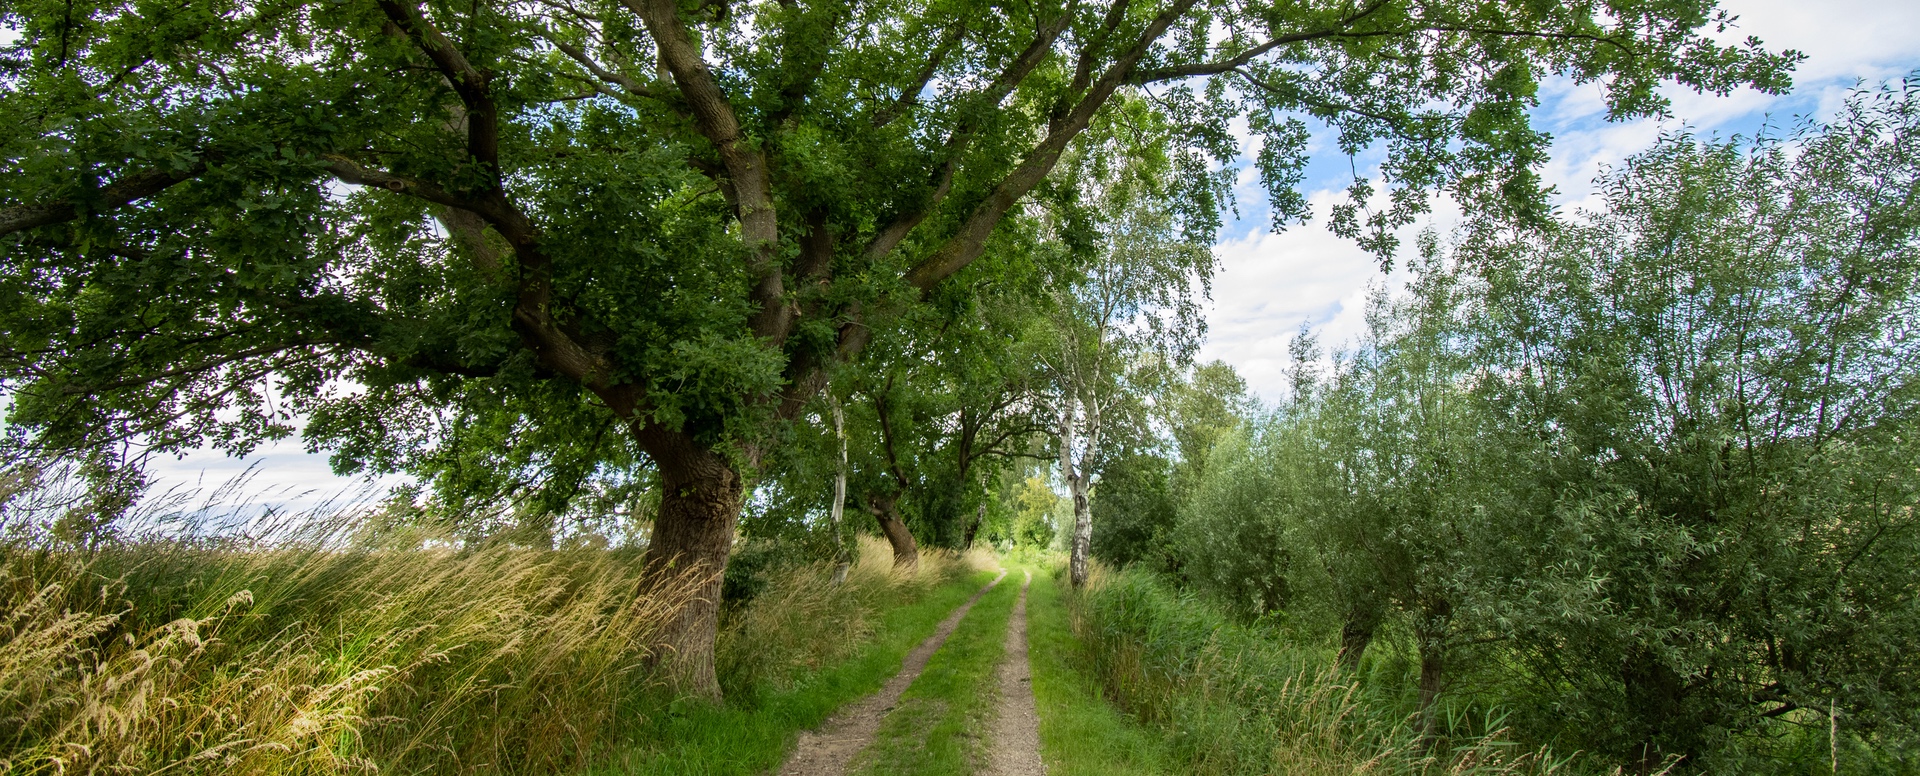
[
  {"xmin": 1199, "ymin": 0, "xmax": 1920, "ymax": 401},
  {"xmin": 137, "ymin": 0, "xmax": 1920, "ymax": 500}
]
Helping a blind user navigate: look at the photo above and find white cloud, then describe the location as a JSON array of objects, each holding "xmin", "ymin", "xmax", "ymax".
[
  {"xmin": 1198, "ymin": 191, "xmax": 1456, "ymax": 402},
  {"xmin": 1713, "ymin": 0, "xmax": 1920, "ymax": 84},
  {"xmin": 1199, "ymin": 220, "xmax": 1376, "ymax": 398},
  {"xmin": 1201, "ymin": 0, "xmax": 1920, "ymax": 403},
  {"xmin": 143, "ymin": 440, "xmax": 411, "ymax": 514}
]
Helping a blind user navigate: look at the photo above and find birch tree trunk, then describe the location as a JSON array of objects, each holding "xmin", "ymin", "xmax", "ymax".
[
  {"xmin": 830, "ymin": 397, "xmax": 851, "ymax": 584},
  {"xmin": 1057, "ymin": 400, "xmax": 1099, "ymax": 589},
  {"xmin": 1067, "ymin": 470, "xmax": 1092, "ymax": 588}
]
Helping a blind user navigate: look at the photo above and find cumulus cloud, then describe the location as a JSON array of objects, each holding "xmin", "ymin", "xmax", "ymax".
[
  {"xmin": 1198, "ymin": 192, "xmax": 1458, "ymax": 401},
  {"xmin": 1201, "ymin": 0, "xmax": 1920, "ymax": 403}
]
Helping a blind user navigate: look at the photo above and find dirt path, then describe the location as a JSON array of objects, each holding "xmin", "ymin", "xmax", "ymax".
[
  {"xmin": 984, "ymin": 570, "xmax": 1045, "ymax": 776},
  {"xmin": 777, "ymin": 569, "xmax": 1008, "ymax": 776}
]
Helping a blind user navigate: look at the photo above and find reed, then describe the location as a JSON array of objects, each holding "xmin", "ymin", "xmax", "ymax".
[
  {"xmin": 0, "ymin": 486, "xmax": 699, "ymax": 775},
  {"xmin": 1064, "ymin": 566, "xmax": 1592, "ymax": 776},
  {"xmin": 714, "ymin": 537, "xmax": 973, "ymax": 699}
]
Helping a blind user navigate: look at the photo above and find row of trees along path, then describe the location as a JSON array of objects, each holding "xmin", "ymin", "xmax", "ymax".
[
  {"xmin": 0, "ymin": 0, "xmax": 1796, "ymax": 700},
  {"xmin": 778, "ymin": 569, "xmax": 1046, "ymax": 776}
]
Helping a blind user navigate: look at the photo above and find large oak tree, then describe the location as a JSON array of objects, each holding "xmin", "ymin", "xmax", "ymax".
[{"xmin": 0, "ymin": 0, "xmax": 1794, "ymax": 698}]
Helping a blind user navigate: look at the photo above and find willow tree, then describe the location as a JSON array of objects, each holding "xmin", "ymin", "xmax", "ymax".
[{"xmin": 0, "ymin": 0, "xmax": 1796, "ymax": 698}]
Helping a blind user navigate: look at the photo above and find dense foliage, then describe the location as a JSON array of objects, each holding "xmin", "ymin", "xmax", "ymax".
[
  {"xmin": 1149, "ymin": 83, "xmax": 1920, "ymax": 771},
  {"xmin": 0, "ymin": 0, "xmax": 1797, "ymax": 696}
]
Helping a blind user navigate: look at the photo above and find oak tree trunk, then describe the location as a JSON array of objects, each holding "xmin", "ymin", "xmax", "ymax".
[
  {"xmin": 634, "ymin": 427, "xmax": 742, "ymax": 703},
  {"xmin": 867, "ymin": 492, "xmax": 919, "ymax": 573}
]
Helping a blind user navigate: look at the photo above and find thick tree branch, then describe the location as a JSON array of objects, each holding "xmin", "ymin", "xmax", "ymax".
[
  {"xmin": 0, "ymin": 161, "xmax": 207, "ymax": 237},
  {"xmin": 872, "ymin": 384, "xmax": 913, "ymax": 490},
  {"xmin": 902, "ymin": 0, "xmax": 1200, "ymax": 292},
  {"xmin": 547, "ymin": 36, "xmax": 662, "ymax": 99},
  {"xmin": 628, "ymin": 0, "xmax": 790, "ymax": 344},
  {"xmin": 323, "ymin": 161, "xmax": 613, "ymax": 402},
  {"xmin": 435, "ymin": 205, "xmax": 507, "ymax": 277},
  {"xmin": 768, "ymin": 210, "xmax": 842, "ymax": 418},
  {"xmin": 1068, "ymin": 0, "xmax": 1132, "ymax": 100},
  {"xmin": 357, "ymin": 7, "xmax": 634, "ymax": 409},
  {"xmin": 859, "ymin": 7, "xmax": 1072, "ymax": 264},
  {"xmin": 324, "ymin": 156, "xmax": 485, "ymax": 212},
  {"xmin": 795, "ymin": 209, "xmax": 837, "ymax": 285},
  {"xmin": 375, "ymin": 0, "xmax": 500, "ymax": 173},
  {"xmin": 863, "ymin": 161, "xmax": 955, "ymax": 262}
]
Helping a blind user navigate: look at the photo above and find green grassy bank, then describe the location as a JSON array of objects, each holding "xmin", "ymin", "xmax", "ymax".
[
  {"xmin": 1026, "ymin": 564, "xmax": 1175, "ymax": 776},
  {"xmin": 847, "ymin": 569, "xmax": 1018, "ymax": 776},
  {"xmin": 606, "ymin": 553, "xmax": 994, "ymax": 775},
  {"xmin": 1061, "ymin": 567, "xmax": 1567, "ymax": 776}
]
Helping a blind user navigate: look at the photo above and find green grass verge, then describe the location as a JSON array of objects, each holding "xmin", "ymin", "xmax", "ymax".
[
  {"xmin": 849, "ymin": 571, "xmax": 1018, "ymax": 776},
  {"xmin": 1025, "ymin": 564, "xmax": 1174, "ymax": 776},
  {"xmin": 598, "ymin": 569, "xmax": 998, "ymax": 776}
]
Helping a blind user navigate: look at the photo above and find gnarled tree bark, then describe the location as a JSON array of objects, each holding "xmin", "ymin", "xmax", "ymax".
[
  {"xmin": 865, "ymin": 491, "xmax": 920, "ymax": 573},
  {"xmin": 633, "ymin": 426, "xmax": 744, "ymax": 702}
]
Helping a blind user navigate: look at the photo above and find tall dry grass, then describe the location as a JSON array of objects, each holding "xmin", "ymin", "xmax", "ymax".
[
  {"xmin": 1065, "ymin": 565, "xmax": 1588, "ymax": 776},
  {"xmin": 713, "ymin": 536, "xmax": 980, "ymax": 699},
  {"xmin": 0, "ymin": 489, "xmax": 702, "ymax": 775}
]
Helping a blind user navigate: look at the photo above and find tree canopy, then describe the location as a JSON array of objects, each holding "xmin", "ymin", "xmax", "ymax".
[{"xmin": 0, "ymin": 0, "xmax": 1800, "ymax": 698}]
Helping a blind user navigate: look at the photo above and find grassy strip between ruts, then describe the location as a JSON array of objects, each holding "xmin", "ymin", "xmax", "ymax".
[
  {"xmin": 848, "ymin": 568, "xmax": 1019, "ymax": 776},
  {"xmin": 1025, "ymin": 562, "xmax": 1175, "ymax": 776},
  {"xmin": 598, "ymin": 567, "xmax": 999, "ymax": 776}
]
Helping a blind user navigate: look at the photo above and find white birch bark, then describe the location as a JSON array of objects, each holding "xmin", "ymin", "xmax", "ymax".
[
  {"xmin": 1057, "ymin": 392, "xmax": 1103, "ymax": 588},
  {"xmin": 830, "ymin": 396, "xmax": 851, "ymax": 584}
]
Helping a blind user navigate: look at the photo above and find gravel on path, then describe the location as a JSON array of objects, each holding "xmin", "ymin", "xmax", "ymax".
[
  {"xmin": 984, "ymin": 570, "xmax": 1046, "ymax": 776},
  {"xmin": 776, "ymin": 569, "xmax": 1009, "ymax": 776}
]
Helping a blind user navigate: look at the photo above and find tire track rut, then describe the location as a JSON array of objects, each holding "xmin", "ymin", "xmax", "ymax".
[
  {"xmin": 776, "ymin": 569, "xmax": 1008, "ymax": 776},
  {"xmin": 984, "ymin": 570, "xmax": 1045, "ymax": 776}
]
